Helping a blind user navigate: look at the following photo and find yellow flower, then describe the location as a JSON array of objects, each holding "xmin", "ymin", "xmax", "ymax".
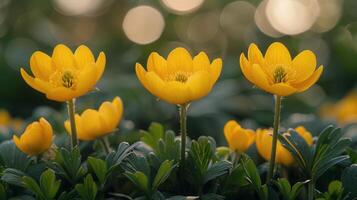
[
  {"xmin": 64, "ymin": 97, "xmax": 123, "ymax": 141},
  {"xmin": 0, "ymin": 110, "xmax": 11, "ymax": 126},
  {"xmin": 21, "ymin": 44, "xmax": 106, "ymax": 102},
  {"xmin": 223, "ymin": 120, "xmax": 255, "ymax": 152},
  {"xmin": 255, "ymin": 126, "xmax": 313, "ymax": 166},
  {"xmin": 135, "ymin": 47, "xmax": 222, "ymax": 105},
  {"xmin": 0, "ymin": 110, "xmax": 24, "ymax": 132},
  {"xmin": 320, "ymin": 92, "xmax": 357, "ymax": 125},
  {"xmin": 13, "ymin": 118, "xmax": 53, "ymax": 156},
  {"xmin": 239, "ymin": 42, "xmax": 323, "ymax": 96}
]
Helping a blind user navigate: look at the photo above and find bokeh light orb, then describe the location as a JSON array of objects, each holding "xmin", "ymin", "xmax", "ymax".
[
  {"xmin": 266, "ymin": 0, "xmax": 319, "ymax": 35},
  {"xmin": 312, "ymin": 0, "xmax": 342, "ymax": 33},
  {"xmin": 161, "ymin": 0, "xmax": 204, "ymax": 15},
  {"xmin": 122, "ymin": 6, "xmax": 165, "ymax": 45},
  {"xmin": 254, "ymin": 0, "xmax": 283, "ymax": 38},
  {"xmin": 220, "ymin": 1, "xmax": 256, "ymax": 40},
  {"xmin": 53, "ymin": 0, "xmax": 105, "ymax": 16}
]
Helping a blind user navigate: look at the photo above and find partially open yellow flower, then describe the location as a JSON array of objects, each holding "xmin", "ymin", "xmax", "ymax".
[
  {"xmin": 21, "ymin": 44, "xmax": 106, "ymax": 102},
  {"xmin": 135, "ymin": 47, "xmax": 222, "ymax": 105},
  {"xmin": 64, "ymin": 97, "xmax": 123, "ymax": 141},
  {"xmin": 223, "ymin": 120, "xmax": 255, "ymax": 152},
  {"xmin": 240, "ymin": 42, "xmax": 323, "ymax": 96},
  {"xmin": 13, "ymin": 118, "xmax": 53, "ymax": 156},
  {"xmin": 255, "ymin": 126, "xmax": 313, "ymax": 166}
]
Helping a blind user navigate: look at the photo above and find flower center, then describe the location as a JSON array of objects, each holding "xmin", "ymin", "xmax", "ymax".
[
  {"xmin": 273, "ymin": 66, "xmax": 287, "ymax": 83},
  {"xmin": 62, "ymin": 71, "xmax": 75, "ymax": 88},
  {"xmin": 175, "ymin": 73, "xmax": 188, "ymax": 83}
]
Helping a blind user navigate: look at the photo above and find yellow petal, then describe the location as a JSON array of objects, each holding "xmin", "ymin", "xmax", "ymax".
[
  {"xmin": 248, "ymin": 43, "xmax": 265, "ymax": 66},
  {"xmin": 39, "ymin": 118, "xmax": 53, "ymax": 151},
  {"xmin": 13, "ymin": 135, "xmax": 28, "ymax": 155},
  {"xmin": 95, "ymin": 52, "xmax": 106, "ymax": 82},
  {"xmin": 210, "ymin": 58, "xmax": 222, "ymax": 85},
  {"xmin": 74, "ymin": 45, "xmax": 95, "ymax": 69},
  {"xmin": 291, "ymin": 50, "xmax": 316, "ymax": 82},
  {"xmin": 291, "ymin": 66, "xmax": 323, "ymax": 92},
  {"xmin": 46, "ymin": 87, "xmax": 77, "ymax": 102},
  {"xmin": 81, "ymin": 109, "xmax": 102, "ymax": 140},
  {"xmin": 98, "ymin": 102, "xmax": 117, "ymax": 132},
  {"xmin": 52, "ymin": 44, "xmax": 75, "ymax": 70},
  {"xmin": 193, "ymin": 52, "xmax": 210, "ymax": 72},
  {"xmin": 265, "ymin": 42, "xmax": 292, "ymax": 66},
  {"xmin": 22, "ymin": 122, "xmax": 45, "ymax": 154},
  {"xmin": 147, "ymin": 52, "xmax": 168, "ymax": 79},
  {"xmin": 295, "ymin": 126, "xmax": 313, "ymax": 146},
  {"xmin": 112, "ymin": 96, "xmax": 124, "ymax": 123},
  {"xmin": 256, "ymin": 129, "xmax": 272, "ymax": 161},
  {"xmin": 167, "ymin": 47, "xmax": 193, "ymax": 73},
  {"xmin": 75, "ymin": 63, "xmax": 98, "ymax": 96},
  {"xmin": 187, "ymin": 71, "xmax": 212, "ymax": 102},
  {"xmin": 136, "ymin": 63, "xmax": 148, "ymax": 87},
  {"xmin": 145, "ymin": 72, "xmax": 165, "ymax": 98},
  {"xmin": 30, "ymin": 51, "xmax": 53, "ymax": 80},
  {"xmin": 277, "ymin": 146, "xmax": 295, "ymax": 166},
  {"xmin": 21, "ymin": 68, "xmax": 51, "ymax": 94},
  {"xmin": 250, "ymin": 64, "xmax": 271, "ymax": 92},
  {"xmin": 270, "ymin": 83, "xmax": 297, "ymax": 96},
  {"xmin": 239, "ymin": 54, "xmax": 255, "ymax": 83},
  {"xmin": 161, "ymin": 81, "xmax": 191, "ymax": 105},
  {"xmin": 224, "ymin": 120, "xmax": 241, "ymax": 136}
]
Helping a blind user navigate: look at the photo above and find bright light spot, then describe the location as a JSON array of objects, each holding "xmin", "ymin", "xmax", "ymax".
[
  {"xmin": 254, "ymin": 0, "xmax": 283, "ymax": 38},
  {"xmin": 161, "ymin": 0, "xmax": 204, "ymax": 15},
  {"xmin": 187, "ymin": 12, "xmax": 219, "ymax": 43},
  {"xmin": 266, "ymin": 0, "xmax": 319, "ymax": 35},
  {"xmin": 122, "ymin": 6, "xmax": 165, "ymax": 45},
  {"xmin": 220, "ymin": 1, "xmax": 256, "ymax": 40},
  {"xmin": 312, "ymin": 0, "xmax": 342, "ymax": 33},
  {"xmin": 53, "ymin": 0, "xmax": 105, "ymax": 16}
]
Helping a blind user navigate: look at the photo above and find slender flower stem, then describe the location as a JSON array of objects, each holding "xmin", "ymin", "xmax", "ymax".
[
  {"xmin": 308, "ymin": 180, "xmax": 314, "ymax": 200},
  {"xmin": 266, "ymin": 95, "xmax": 282, "ymax": 183},
  {"xmin": 100, "ymin": 137, "xmax": 111, "ymax": 155},
  {"xmin": 67, "ymin": 99, "xmax": 78, "ymax": 149},
  {"xmin": 179, "ymin": 103, "xmax": 189, "ymax": 174}
]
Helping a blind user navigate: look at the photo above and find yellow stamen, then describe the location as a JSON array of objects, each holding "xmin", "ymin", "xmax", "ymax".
[
  {"xmin": 62, "ymin": 71, "xmax": 75, "ymax": 88},
  {"xmin": 273, "ymin": 66, "xmax": 287, "ymax": 83}
]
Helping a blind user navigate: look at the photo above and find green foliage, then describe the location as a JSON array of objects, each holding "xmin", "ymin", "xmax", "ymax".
[
  {"xmin": 50, "ymin": 147, "xmax": 86, "ymax": 183},
  {"xmin": 0, "ymin": 182, "xmax": 6, "ymax": 200},
  {"xmin": 316, "ymin": 181, "xmax": 346, "ymax": 200},
  {"xmin": 341, "ymin": 164, "xmax": 357, "ymax": 199},
  {"xmin": 22, "ymin": 169, "xmax": 61, "ymax": 200},
  {"xmin": 1, "ymin": 168, "xmax": 26, "ymax": 187},
  {"xmin": 278, "ymin": 126, "xmax": 351, "ymax": 181},
  {"xmin": 87, "ymin": 157, "xmax": 107, "ymax": 186},
  {"xmin": 0, "ymin": 141, "xmax": 30, "ymax": 171},
  {"xmin": 274, "ymin": 178, "xmax": 308, "ymax": 200},
  {"xmin": 75, "ymin": 174, "xmax": 97, "ymax": 200}
]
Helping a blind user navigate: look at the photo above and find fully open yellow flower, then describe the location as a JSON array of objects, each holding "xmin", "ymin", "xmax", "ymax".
[
  {"xmin": 224, "ymin": 120, "xmax": 255, "ymax": 152},
  {"xmin": 13, "ymin": 118, "xmax": 53, "ymax": 156},
  {"xmin": 21, "ymin": 44, "xmax": 106, "ymax": 102},
  {"xmin": 64, "ymin": 97, "xmax": 123, "ymax": 141},
  {"xmin": 255, "ymin": 126, "xmax": 313, "ymax": 166},
  {"xmin": 135, "ymin": 47, "xmax": 222, "ymax": 105},
  {"xmin": 240, "ymin": 42, "xmax": 323, "ymax": 96}
]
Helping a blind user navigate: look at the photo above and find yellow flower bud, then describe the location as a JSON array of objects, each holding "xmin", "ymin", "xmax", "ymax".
[
  {"xmin": 223, "ymin": 120, "xmax": 255, "ymax": 153},
  {"xmin": 239, "ymin": 42, "xmax": 323, "ymax": 96},
  {"xmin": 13, "ymin": 118, "xmax": 53, "ymax": 156},
  {"xmin": 64, "ymin": 97, "xmax": 123, "ymax": 140},
  {"xmin": 21, "ymin": 44, "xmax": 106, "ymax": 102},
  {"xmin": 135, "ymin": 47, "xmax": 222, "ymax": 105},
  {"xmin": 255, "ymin": 126, "xmax": 313, "ymax": 166}
]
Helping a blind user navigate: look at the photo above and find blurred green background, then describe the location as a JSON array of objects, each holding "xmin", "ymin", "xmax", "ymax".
[{"xmin": 0, "ymin": 0, "xmax": 356, "ymax": 146}]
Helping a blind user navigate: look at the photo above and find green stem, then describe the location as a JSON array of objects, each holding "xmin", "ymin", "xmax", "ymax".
[
  {"xmin": 67, "ymin": 99, "xmax": 78, "ymax": 149},
  {"xmin": 266, "ymin": 95, "xmax": 282, "ymax": 183},
  {"xmin": 100, "ymin": 137, "xmax": 111, "ymax": 155},
  {"xmin": 308, "ymin": 180, "xmax": 314, "ymax": 200},
  {"xmin": 179, "ymin": 103, "xmax": 189, "ymax": 175}
]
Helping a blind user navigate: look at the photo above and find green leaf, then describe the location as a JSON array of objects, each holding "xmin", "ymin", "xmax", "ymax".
[
  {"xmin": 0, "ymin": 141, "xmax": 30, "ymax": 171},
  {"xmin": 342, "ymin": 164, "xmax": 357, "ymax": 199},
  {"xmin": 0, "ymin": 182, "xmax": 7, "ymax": 200},
  {"xmin": 40, "ymin": 169, "xmax": 61, "ymax": 199},
  {"xmin": 106, "ymin": 142, "xmax": 135, "ymax": 171},
  {"xmin": 22, "ymin": 176, "xmax": 46, "ymax": 200},
  {"xmin": 152, "ymin": 160, "xmax": 175, "ymax": 191},
  {"xmin": 124, "ymin": 171, "xmax": 149, "ymax": 194},
  {"xmin": 203, "ymin": 160, "xmax": 231, "ymax": 184},
  {"xmin": 290, "ymin": 180, "xmax": 309, "ymax": 200},
  {"xmin": 75, "ymin": 174, "xmax": 98, "ymax": 200},
  {"xmin": 1, "ymin": 168, "xmax": 26, "ymax": 187},
  {"xmin": 87, "ymin": 156, "xmax": 107, "ymax": 185},
  {"xmin": 140, "ymin": 122, "xmax": 164, "ymax": 150}
]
